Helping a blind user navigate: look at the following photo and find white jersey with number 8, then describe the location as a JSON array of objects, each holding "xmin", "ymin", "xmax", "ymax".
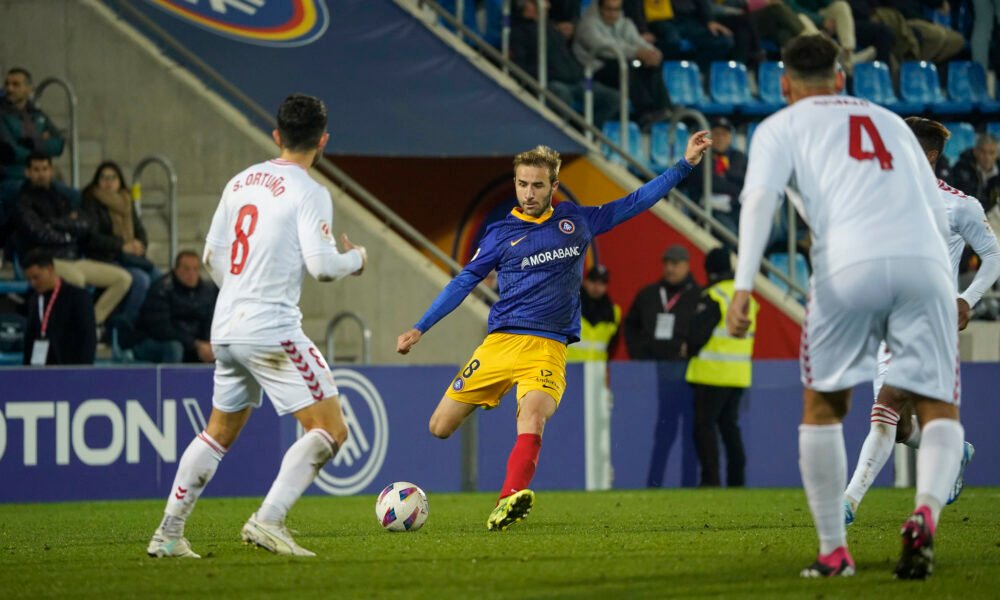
[{"xmin": 205, "ymin": 158, "xmax": 361, "ymax": 344}]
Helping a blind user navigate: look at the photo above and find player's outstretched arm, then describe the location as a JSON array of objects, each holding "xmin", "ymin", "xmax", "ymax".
[
  {"xmin": 396, "ymin": 269, "xmax": 484, "ymax": 355},
  {"xmin": 584, "ymin": 131, "xmax": 712, "ymax": 235},
  {"xmin": 397, "ymin": 328, "xmax": 422, "ymax": 355}
]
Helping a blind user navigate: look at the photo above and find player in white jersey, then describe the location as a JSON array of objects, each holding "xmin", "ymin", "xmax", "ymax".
[
  {"xmin": 844, "ymin": 118, "xmax": 1000, "ymax": 523},
  {"xmin": 726, "ymin": 36, "xmax": 964, "ymax": 580},
  {"xmin": 147, "ymin": 94, "xmax": 366, "ymax": 559}
]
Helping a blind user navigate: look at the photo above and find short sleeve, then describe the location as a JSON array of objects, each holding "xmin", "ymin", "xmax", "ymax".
[{"xmin": 298, "ymin": 186, "xmax": 337, "ymax": 259}]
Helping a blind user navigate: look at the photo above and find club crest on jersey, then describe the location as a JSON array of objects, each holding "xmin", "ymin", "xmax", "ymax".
[
  {"xmin": 320, "ymin": 221, "xmax": 333, "ymax": 242},
  {"xmin": 147, "ymin": 0, "xmax": 330, "ymax": 48},
  {"xmin": 559, "ymin": 219, "xmax": 576, "ymax": 234},
  {"xmin": 452, "ymin": 378, "xmax": 465, "ymax": 391}
]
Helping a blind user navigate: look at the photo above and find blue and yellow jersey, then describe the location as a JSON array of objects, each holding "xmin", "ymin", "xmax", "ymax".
[{"xmin": 415, "ymin": 159, "xmax": 695, "ymax": 343}]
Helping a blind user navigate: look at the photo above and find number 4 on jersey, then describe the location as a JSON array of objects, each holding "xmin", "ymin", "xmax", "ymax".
[{"xmin": 848, "ymin": 115, "xmax": 893, "ymax": 170}]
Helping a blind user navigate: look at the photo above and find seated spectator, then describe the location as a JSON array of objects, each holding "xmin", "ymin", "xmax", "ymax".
[
  {"xmin": 21, "ymin": 248, "xmax": 96, "ymax": 365},
  {"xmin": 878, "ymin": 0, "xmax": 964, "ymax": 64},
  {"xmin": 686, "ymin": 117, "xmax": 746, "ymax": 235},
  {"xmin": 81, "ymin": 161, "xmax": 159, "ymax": 324},
  {"xmin": 15, "ymin": 152, "xmax": 132, "ymax": 326},
  {"xmin": 786, "ymin": 0, "xmax": 877, "ymax": 66},
  {"xmin": 951, "ymin": 133, "xmax": 999, "ymax": 204},
  {"xmin": 549, "ymin": 0, "xmax": 584, "ymax": 36},
  {"xmin": 0, "ymin": 67, "xmax": 65, "ymax": 183},
  {"xmin": 133, "ymin": 251, "xmax": 218, "ymax": 364},
  {"xmin": 624, "ymin": 244, "xmax": 702, "ymax": 360},
  {"xmin": 846, "ymin": 0, "xmax": 896, "ymax": 64},
  {"xmin": 624, "ymin": 0, "xmax": 736, "ymax": 71},
  {"xmin": 511, "ymin": 0, "xmax": 621, "ymax": 127},
  {"xmin": 574, "ymin": 0, "xmax": 673, "ymax": 126}
]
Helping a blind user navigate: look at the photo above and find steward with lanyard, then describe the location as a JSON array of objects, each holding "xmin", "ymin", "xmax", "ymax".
[
  {"xmin": 624, "ymin": 244, "xmax": 701, "ymax": 360},
  {"xmin": 21, "ymin": 249, "xmax": 96, "ymax": 365}
]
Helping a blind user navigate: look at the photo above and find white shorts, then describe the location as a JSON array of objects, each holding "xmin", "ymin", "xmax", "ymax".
[
  {"xmin": 801, "ymin": 257, "xmax": 958, "ymax": 404},
  {"xmin": 212, "ymin": 340, "xmax": 339, "ymax": 416}
]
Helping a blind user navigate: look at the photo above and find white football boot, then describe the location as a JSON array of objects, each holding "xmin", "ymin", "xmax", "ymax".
[
  {"xmin": 147, "ymin": 528, "xmax": 201, "ymax": 558},
  {"xmin": 241, "ymin": 512, "xmax": 316, "ymax": 557}
]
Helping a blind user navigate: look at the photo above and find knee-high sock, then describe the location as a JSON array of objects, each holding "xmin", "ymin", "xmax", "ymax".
[
  {"xmin": 160, "ymin": 431, "xmax": 227, "ymax": 536},
  {"xmin": 800, "ymin": 424, "xmax": 848, "ymax": 555},
  {"xmin": 257, "ymin": 429, "xmax": 337, "ymax": 524},
  {"xmin": 844, "ymin": 404, "xmax": 899, "ymax": 507},
  {"xmin": 903, "ymin": 415, "xmax": 922, "ymax": 449},
  {"xmin": 499, "ymin": 433, "xmax": 542, "ymax": 500},
  {"xmin": 915, "ymin": 419, "xmax": 964, "ymax": 525}
]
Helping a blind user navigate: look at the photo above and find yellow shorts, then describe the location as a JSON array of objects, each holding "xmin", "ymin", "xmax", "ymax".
[{"xmin": 445, "ymin": 332, "xmax": 567, "ymax": 409}]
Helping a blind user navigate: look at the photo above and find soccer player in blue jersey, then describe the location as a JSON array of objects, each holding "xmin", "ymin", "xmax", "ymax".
[{"xmin": 396, "ymin": 132, "xmax": 712, "ymax": 530}]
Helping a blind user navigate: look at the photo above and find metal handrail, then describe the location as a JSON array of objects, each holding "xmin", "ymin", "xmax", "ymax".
[
  {"xmin": 34, "ymin": 77, "xmax": 79, "ymax": 188},
  {"xmin": 582, "ymin": 44, "xmax": 629, "ymax": 151},
  {"xmin": 325, "ymin": 311, "xmax": 372, "ymax": 365},
  {"xmin": 428, "ymin": 0, "xmax": 807, "ymax": 297},
  {"xmin": 132, "ymin": 154, "xmax": 179, "ymax": 263},
  {"xmin": 108, "ymin": 0, "xmax": 498, "ymax": 305},
  {"xmin": 537, "ymin": 2, "xmax": 547, "ymax": 103}
]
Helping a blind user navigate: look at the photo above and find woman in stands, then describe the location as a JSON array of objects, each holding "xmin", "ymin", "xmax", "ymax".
[{"xmin": 81, "ymin": 161, "xmax": 159, "ymax": 324}]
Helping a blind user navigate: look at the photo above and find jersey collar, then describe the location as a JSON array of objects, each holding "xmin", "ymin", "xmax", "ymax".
[{"xmin": 510, "ymin": 206, "xmax": 554, "ymax": 224}]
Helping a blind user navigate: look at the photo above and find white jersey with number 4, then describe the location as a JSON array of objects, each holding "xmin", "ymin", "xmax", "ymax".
[
  {"xmin": 205, "ymin": 158, "xmax": 361, "ymax": 344},
  {"xmin": 736, "ymin": 95, "xmax": 950, "ymax": 289}
]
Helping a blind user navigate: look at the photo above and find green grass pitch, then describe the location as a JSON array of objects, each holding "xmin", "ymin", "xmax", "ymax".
[{"xmin": 1, "ymin": 488, "xmax": 997, "ymax": 598}]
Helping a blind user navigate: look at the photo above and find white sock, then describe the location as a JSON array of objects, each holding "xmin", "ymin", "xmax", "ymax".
[
  {"xmin": 903, "ymin": 415, "xmax": 922, "ymax": 449},
  {"xmin": 160, "ymin": 431, "xmax": 227, "ymax": 536},
  {"xmin": 800, "ymin": 424, "xmax": 848, "ymax": 555},
  {"xmin": 844, "ymin": 404, "xmax": 899, "ymax": 508},
  {"xmin": 915, "ymin": 418, "xmax": 964, "ymax": 525},
  {"xmin": 257, "ymin": 429, "xmax": 337, "ymax": 524}
]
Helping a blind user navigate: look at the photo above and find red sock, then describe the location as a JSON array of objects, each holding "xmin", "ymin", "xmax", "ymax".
[{"xmin": 499, "ymin": 433, "xmax": 542, "ymax": 500}]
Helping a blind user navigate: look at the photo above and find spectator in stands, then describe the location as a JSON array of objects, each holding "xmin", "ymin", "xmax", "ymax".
[
  {"xmin": 623, "ymin": 0, "xmax": 737, "ymax": 70},
  {"xmin": 574, "ymin": 0, "xmax": 673, "ymax": 126},
  {"xmin": 132, "ymin": 250, "xmax": 217, "ymax": 364},
  {"xmin": 550, "ymin": 0, "xmax": 585, "ymax": 36},
  {"xmin": 567, "ymin": 265, "xmax": 622, "ymax": 361},
  {"xmin": 687, "ymin": 117, "xmax": 746, "ymax": 235},
  {"xmin": 625, "ymin": 244, "xmax": 701, "ymax": 360},
  {"xmin": 15, "ymin": 152, "xmax": 132, "ymax": 327},
  {"xmin": 846, "ymin": 0, "xmax": 896, "ymax": 64},
  {"xmin": 951, "ymin": 133, "xmax": 1000, "ymax": 204},
  {"xmin": 21, "ymin": 248, "xmax": 96, "ymax": 365},
  {"xmin": 512, "ymin": 0, "xmax": 621, "ymax": 128},
  {"xmin": 81, "ymin": 161, "xmax": 158, "ymax": 324},
  {"xmin": 785, "ymin": 0, "xmax": 877, "ymax": 66},
  {"xmin": 971, "ymin": 0, "xmax": 999, "ymax": 72},
  {"xmin": 0, "ymin": 67, "xmax": 65, "ymax": 183},
  {"xmin": 875, "ymin": 0, "xmax": 963, "ymax": 65}
]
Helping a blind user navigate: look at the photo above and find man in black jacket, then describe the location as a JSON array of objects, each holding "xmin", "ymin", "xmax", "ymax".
[
  {"xmin": 950, "ymin": 134, "xmax": 1000, "ymax": 209},
  {"xmin": 133, "ymin": 251, "xmax": 218, "ymax": 363},
  {"xmin": 625, "ymin": 244, "xmax": 702, "ymax": 360},
  {"xmin": 21, "ymin": 249, "xmax": 96, "ymax": 365}
]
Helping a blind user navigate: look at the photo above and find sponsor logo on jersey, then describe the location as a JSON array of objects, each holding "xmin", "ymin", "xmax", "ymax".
[
  {"xmin": 307, "ymin": 369, "xmax": 389, "ymax": 496},
  {"xmin": 510, "ymin": 235, "xmax": 528, "ymax": 246},
  {"xmin": 520, "ymin": 245, "xmax": 581, "ymax": 269},
  {"xmin": 320, "ymin": 221, "xmax": 332, "ymax": 242},
  {"xmin": 147, "ymin": 0, "xmax": 329, "ymax": 48},
  {"xmin": 559, "ymin": 219, "xmax": 575, "ymax": 234}
]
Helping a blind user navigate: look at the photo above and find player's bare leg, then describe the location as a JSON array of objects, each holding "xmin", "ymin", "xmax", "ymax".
[
  {"xmin": 800, "ymin": 388, "xmax": 856, "ymax": 578},
  {"xmin": 148, "ymin": 407, "xmax": 253, "ymax": 558},
  {"xmin": 242, "ymin": 396, "xmax": 348, "ymax": 557},
  {"xmin": 895, "ymin": 395, "xmax": 963, "ymax": 580},
  {"xmin": 488, "ymin": 390, "xmax": 557, "ymax": 531},
  {"xmin": 428, "ymin": 395, "xmax": 478, "ymax": 439}
]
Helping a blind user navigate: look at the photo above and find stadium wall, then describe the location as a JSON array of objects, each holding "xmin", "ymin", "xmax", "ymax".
[{"xmin": 2, "ymin": 362, "xmax": 997, "ymax": 503}]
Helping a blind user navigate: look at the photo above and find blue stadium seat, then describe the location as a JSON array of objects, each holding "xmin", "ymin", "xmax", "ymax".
[
  {"xmin": 766, "ymin": 252, "xmax": 810, "ymax": 301},
  {"xmin": 650, "ymin": 121, "xmax": 689, "ymax": 170},
  {"xmin": 662, "ymin": 61, "xmax": 725, "ymax": 114},
  {"xmin": 900, "ymin": 61, "xmax": 972, "ymax": 114},
  {"xmin": 709, "ymin": 61, "xmax": 755, "ymax": 114},
  {"xmin": 852, "ymin": 62, "xmax": 909, "ymax": 109},
  {"xmin": 755, "ymin": 61, "xmax": 787, "ymax": 114},
  {"xmin": 988, "ymin": 122, "xmax": 1000, "ymax": 141},
  {"xmin": 947, "ymin": 61, "xmax": 1000, "ymax": 115},
  {"xmin": 943, "ymin": 122, "xmax": 976, "ymax": 166},
  {"xmin": 601, "ymin": 120, "xmax": 646, "ymax": 166},
  {"xmin": 744, "ymin": 121, "xmax": 758, "ymax": 152}
]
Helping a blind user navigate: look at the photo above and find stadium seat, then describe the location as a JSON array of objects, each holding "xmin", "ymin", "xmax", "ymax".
[
  {"xmin": 650, "ymin": 121, "xmax": 689, "ymax": 170},
  {"xmin": 852, "ymin": 61, "xmax": 927, "ymax": 114},
  {"xmin": 947, "ymin": 61, "xmax": 1000, "ymax": 115},
  {"xmin": 766, "ymin": 252, "xmax": 810, "ymax": 301},
  {"xmin": 988, "ymin": 122, "xmax": 1000, "ymax": 141},
  {"xmin": 900, "ymin": 61, "xmax": 972, "ymax": 115},
  {"xmin": 943, "ymin": 122, "xmax": 976, "ymax": 166},
  {"xmin": 662, "ymin": 61, "xmax": 726, "ymax": 115},
  {"xmin": 601, "ymin": 120, "xmax": 646, "ymax": 167},
  {"xmin": 756, "ymin": 61, "xmax": 787, "ymax": 114},
  {"xmin": 709, "ymin": 61, "xmax": 756, "ymax": 114}
]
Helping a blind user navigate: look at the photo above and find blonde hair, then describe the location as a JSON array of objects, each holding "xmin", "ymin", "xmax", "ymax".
[{"xmin": 513, "ymin": 145, "xmax": 561, "ymax": 183}]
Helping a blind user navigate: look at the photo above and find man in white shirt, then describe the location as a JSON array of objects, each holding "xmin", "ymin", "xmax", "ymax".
[
  {"xmin": 843, "ymin": 117, "xmax": 1000, "ymax": 524},
  {"xmin": 726, "ymin": 35, "xmax": 963, "ymax": 580},
  {"xmin": 147, "ymin": 94, "xmax": 367, "ymax": 559}
]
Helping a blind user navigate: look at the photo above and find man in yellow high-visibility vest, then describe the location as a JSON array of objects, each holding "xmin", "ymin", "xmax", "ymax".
[
  {"xmin": 567, "ymin": 265, "xmax": 621, "ymax": 362},
  {"xmin": 685, "ymin": 247, "xmax": 758, "ymax": 486}
]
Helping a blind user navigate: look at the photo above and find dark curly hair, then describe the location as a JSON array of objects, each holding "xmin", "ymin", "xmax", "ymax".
[{"xmin": 276, "ymin": 93, "xmax": 328, "ymax": 152}]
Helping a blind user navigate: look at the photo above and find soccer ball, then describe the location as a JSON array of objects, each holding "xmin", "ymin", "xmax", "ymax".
[{"xmin": 375, "ymin": 481, "xmax": 429, "ymax": 532}]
